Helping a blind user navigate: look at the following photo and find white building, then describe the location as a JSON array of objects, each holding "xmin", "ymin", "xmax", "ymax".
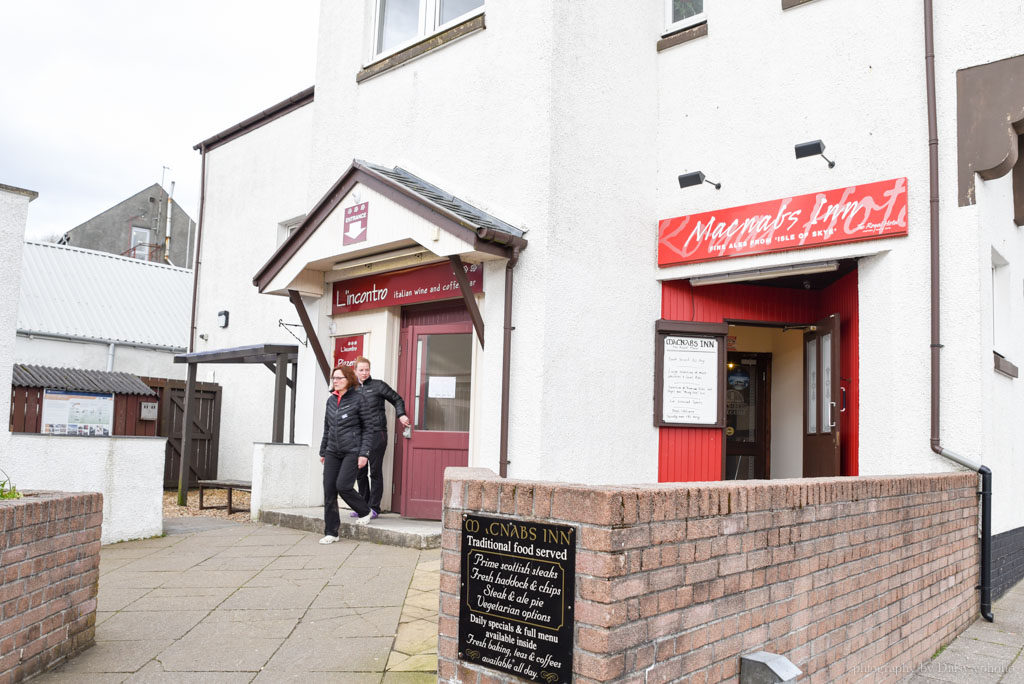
[
  {"xmin": 15, "ymin": 241, "xmax": 192, "ymax": 378},
  {"xmin": 191, "ymin": 1, "xmax": 1024, "ymax": 586}
]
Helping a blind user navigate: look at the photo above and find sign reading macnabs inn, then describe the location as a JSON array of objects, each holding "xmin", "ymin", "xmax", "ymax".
[
  {"xmin": 332, "ymin": 261, "xmax": 482, "ymax": 314},
  {"xmin": 658, "ymin": 177, "xmax": 908, "ymax": 266}
]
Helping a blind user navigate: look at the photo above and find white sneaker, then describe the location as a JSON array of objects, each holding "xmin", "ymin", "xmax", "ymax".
[
  {"xmin": 319, "ymin": 535, "xmax": 339, "ymax": 544},
  {"xmin": 355, "ymin": 513, "xmax": 373, "ymax": 526}
]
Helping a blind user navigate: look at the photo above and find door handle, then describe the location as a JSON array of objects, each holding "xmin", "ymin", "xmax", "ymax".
[
  {"xmin": 840, "ymin": 386, "xmax": 847, "ymax": 413},
  {"xmin": 829, "ymin": 401, "xmax": 837, "ymax": 429},
  {"xmin": 402, "ymin": 425, "xmax": 412, "ymax": 439}
]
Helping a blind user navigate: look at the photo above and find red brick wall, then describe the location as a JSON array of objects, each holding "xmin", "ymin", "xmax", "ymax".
[
  {"xmin": 440, "ymin": 471, "xmax": 980, "ymax": 684},
  {"xmin": 0, "ymin": 492, "xmax": 102, "ymax": 683}
]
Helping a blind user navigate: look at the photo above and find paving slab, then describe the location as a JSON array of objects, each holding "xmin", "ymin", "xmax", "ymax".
[{"xmin": 35, "ymin": 516, "xmax": 439, "ymax": 683}]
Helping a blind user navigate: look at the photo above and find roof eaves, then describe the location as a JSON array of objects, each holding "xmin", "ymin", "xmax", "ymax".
[{"xmin": 194, "ymin": 86, "xmax": 315, "ymax": 153}]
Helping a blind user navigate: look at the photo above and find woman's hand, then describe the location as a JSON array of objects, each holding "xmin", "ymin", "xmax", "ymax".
[
  {"xmin": 358, "ymin": 456, "xmax": 368, "ymax": 468},
  {"xmin": 320, "ymin": 457, "xmax": 324, "ymax": 464}
]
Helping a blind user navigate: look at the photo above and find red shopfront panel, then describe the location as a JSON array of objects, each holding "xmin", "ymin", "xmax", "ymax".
[{"xmin": 659, "ymin": 271, "xmax": 859, "ymax": 481}]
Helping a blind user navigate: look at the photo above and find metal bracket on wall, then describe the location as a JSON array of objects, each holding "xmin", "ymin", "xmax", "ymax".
[{"xmin": 278, "ymin": 319, "xmax": 308, "ymax": 347}]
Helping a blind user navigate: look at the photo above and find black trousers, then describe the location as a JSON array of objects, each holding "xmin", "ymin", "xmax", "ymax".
[
  {"xmin": 355, "ymin": 431, "xmax": 387, "ymax": 514},
  {"xmin": 323, "ymin": 451, "xmax": 370, "ymax": 535}
]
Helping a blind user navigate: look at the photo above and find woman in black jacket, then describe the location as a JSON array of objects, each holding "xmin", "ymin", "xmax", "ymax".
[{"xmin": 318, "ymin": 364, "xmax": 374, "ymax": 543}]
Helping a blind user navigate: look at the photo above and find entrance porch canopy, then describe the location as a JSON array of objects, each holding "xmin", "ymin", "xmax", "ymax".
[{"xmin": 252, "ymin": 160, "xmax": 528, "ymax": 382}]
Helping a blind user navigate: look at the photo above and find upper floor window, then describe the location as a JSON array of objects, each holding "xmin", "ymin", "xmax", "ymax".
[
  {"xmin": 666, "ymin": 0, "xmax": 705, "ymax": 33},
  {"xmin": 374, "ymin": 0, "xmax": 483, "ymax": 57}
]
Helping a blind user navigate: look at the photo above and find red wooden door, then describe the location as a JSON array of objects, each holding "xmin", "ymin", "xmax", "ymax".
[{"xmin": 395, "ymin": 320, "xmax": 473, "ymax": 519}]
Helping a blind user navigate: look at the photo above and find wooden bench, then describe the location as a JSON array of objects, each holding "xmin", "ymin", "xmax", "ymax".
[{"xmin": 197, "ymin": 479, "xmax": 252, "ymax": 516}]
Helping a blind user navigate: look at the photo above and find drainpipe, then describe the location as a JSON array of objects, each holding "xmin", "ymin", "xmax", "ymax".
[
  {"xmin": 188, "ymin": 150, "xmax": 208, "ymax": 352},
  {"xmin": 498, "ymin": 247, "xmax": 521, "ymax": 478},
  {"xmin": 924, "ymin": 0, "xmax": 993, "ymax": 622},
  {"xmin": 106, "ymin": 343, "xmax": 116, "ymax": 372}
]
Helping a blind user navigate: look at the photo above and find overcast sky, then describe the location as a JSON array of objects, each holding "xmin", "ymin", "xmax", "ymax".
[{"xmin": 0, "ymin": 1, "xmax": 319, "ymax": 242}]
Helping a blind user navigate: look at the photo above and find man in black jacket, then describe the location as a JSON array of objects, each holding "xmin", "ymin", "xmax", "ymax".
[{"xmin": 353, "ymin": 356, "xmax": 411, "ymax": 517}]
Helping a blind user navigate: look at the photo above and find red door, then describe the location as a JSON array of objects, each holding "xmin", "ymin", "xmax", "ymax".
[{"xmin": 394, "ymin": 316, "xmax": 473, "ymax": 519}]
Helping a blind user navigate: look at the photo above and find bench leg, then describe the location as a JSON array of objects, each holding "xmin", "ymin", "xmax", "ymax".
[
  {"xmin": 227, "ymin": 488, "xmax": 234, "ymax": 515},
  {"xmin": 199, "ymin": 485, "xmax": 205, "ymax": 510}
]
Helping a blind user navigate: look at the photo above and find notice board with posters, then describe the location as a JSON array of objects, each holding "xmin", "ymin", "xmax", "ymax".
[
  {"xmin": 654, "ymin": 320, "xmax": 728, "ymax": 428},
  {"xmin": 459, "ymin": 514, "xmax": 576, "ymax": 683},
  {"xmin": 41, "ymin": 389, "xmax": 115, "ymax": 436}
]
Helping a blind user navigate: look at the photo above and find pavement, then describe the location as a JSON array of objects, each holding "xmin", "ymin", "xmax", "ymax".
[
  {"xmin": 901, "ymin": 581, "xmax": 1024, "ymax": 683},
  {"xmin": 34, "ymin": 516, "xmax": 440, "ymax": 683}
]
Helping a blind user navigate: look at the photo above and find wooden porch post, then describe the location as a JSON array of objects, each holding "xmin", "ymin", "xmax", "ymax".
[{"xmin": 176, "ymin": 362, "xmax": 197, "ymax": 506}]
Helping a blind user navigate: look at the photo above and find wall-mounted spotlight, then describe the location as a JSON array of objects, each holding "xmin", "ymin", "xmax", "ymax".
[
  {"xmin": 678, "ymin": 171, "xmax": 721, "ymax": 190},
  {"xmin": 217, "ymin": 310, "xmax": 230, "ymax": 328},
  {"xmin": 795, "ymin": 140, "xmax": 835, "ymax": 168}
]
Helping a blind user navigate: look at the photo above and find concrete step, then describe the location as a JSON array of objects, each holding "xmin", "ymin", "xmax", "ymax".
[{"xmin": 260, "ymin": 507, "xmax": 442, "ymax": 549}]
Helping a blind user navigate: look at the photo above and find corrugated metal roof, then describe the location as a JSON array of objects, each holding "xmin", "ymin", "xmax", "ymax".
[
  {"xmin": 357, "ymin": 161, "xmax": 525, "ymax": 238},
  {"xmin": 17, "ymin": 241, "xmax": 192, "ymax": 349},
  {"xmin": 12, "ymin": 364, "xmax": 156, "ymax": 396}
]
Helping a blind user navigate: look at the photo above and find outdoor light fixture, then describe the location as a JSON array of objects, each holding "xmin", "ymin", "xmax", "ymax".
[
  {"xmin": 678, "ymin": 171, "xmax": 721, "ymax": 190},
  {"xmin": 795, "ymin": 140, "xmax": 836, "ymax": 168},
  {"xmin": 689, "ymin": 260, "xmax": 839, "ymax": 287},
  {"xmin": 218, "ymin": 310, "xmax": 229, "ymax": 328}
]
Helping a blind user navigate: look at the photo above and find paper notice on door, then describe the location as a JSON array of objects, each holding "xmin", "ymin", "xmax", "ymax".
[{"xmin": 428, "ymin": 376, "xmax": 457, "ymax": 399}]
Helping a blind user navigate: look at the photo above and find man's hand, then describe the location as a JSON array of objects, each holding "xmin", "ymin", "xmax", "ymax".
[
  {"xmin": 358, "ymin": 456, "xmax": 368, "ymax": 468},
  {"xmin": 399, "ymin": 415, "xmax": 411, "ymax": 428},
  {"xmin": 320, "ymin": 457, "xmax": 324, "ymax": 464}
]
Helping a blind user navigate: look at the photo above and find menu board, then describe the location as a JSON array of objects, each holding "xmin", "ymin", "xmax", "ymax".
[
  {"xmin": 459, "ymin": 515, "xmax": 575, "ymax": 683},
  {"xmin": 662, "ymin": 335, "xmax": 720, "ymax": 425}
]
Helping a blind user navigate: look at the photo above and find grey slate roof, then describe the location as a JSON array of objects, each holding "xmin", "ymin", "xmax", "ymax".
[
  {"xmin": 357, "ymin": 161, "xmax": 525, "ymax": 238},
  {"xmin": 18, "ymin": 241, "xmax": 192, "ymax": 349},
  {"xmin": 12, "ymin": 364, "xmax": 156, "ymax": 396}
]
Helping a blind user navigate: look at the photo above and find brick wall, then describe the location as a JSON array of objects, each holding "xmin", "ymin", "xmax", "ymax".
[
  {"xmin": 992, "ymin": 525, "xmax": 1024, "ymax": 601},
  {"xmin": 439, "ymin": 470, "xmax": 980, "ymax": 684},
  {"xmin": 0, "ymin": 491, "xmax": 102, "ymax": 683}
]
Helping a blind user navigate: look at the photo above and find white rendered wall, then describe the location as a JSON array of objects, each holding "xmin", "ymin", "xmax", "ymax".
[
  {"xmin": 194, "ymin": 103, "xmax": 314, "ymax": 481},
  {"xmin": 6, "ymin": 434, "xmax": 164, "ymax": 543},
  {"xmin": 0, "ymin": 187, "xmax": 31, "ymax": 444},
  {"xmin": 975, "ymin": 172, "xmax": 1024, "ymax": 535},
  {"xmin": 13, "ymin": 335, "xmax": 184, "ymax": 380},
  {"xmin": 250, "ymin": 442, "xmax": 320, "ymax": 519}
]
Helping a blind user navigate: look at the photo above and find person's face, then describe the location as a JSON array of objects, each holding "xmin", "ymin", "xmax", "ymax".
[
  {"xmin": 355, "ymin": 362, "xmax": 371, "ymax": 384},
  {"xmin": 331, "ymin": 371, "xmax": 349, "ymax": 392}
]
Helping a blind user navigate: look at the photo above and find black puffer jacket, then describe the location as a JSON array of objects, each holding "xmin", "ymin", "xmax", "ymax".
[
  {"xmin": 319, "ymin": 389, "xmax": 373, "ymax": 457},
  {"xmin": 357, "ymin": 377, "xmax": 407, "ymax": 433}
]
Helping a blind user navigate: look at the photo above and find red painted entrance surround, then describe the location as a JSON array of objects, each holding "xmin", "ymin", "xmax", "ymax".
[{"xmin": 659, "ymin": 269, "xmax": 859, "ymax": 481}]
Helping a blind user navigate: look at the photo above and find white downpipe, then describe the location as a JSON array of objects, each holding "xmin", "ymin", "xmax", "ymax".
[{"xmin": 106, "ymin": 342, "xmax": 116, "ymax": 371}]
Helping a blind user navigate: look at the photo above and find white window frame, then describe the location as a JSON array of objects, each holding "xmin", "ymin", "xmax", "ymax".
[
  {"xmin": 665, "ymin": 0, "xmax": 706, "ymax": 34},
  {"xmin": 992, "ymin": 247, "xmax": 1011, "ymax": 355},
  {"xmin": 371, "ymin": 0, "xmax": 484, "ymax": 61}
]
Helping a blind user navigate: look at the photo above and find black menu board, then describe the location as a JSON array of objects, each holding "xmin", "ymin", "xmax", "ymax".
[{"xmin": 459, "ymin": 514, "xmax": 576, "ymax": 683}]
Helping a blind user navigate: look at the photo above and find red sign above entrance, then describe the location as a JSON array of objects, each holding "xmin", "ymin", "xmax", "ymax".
[
  {"xmin": 658, "ymin": 177, "xmax": 908, "ymax": 267},
  {"xmin": 343, "ymin": 202, "xmax": 368, "ymax": 246},
  {"xmin": 333, "ymin": 335, "xmax": 364, "ymax": 368},
  {"xmin": 332, "ymin": 261, "xmax": 482, "ymax": 315}
]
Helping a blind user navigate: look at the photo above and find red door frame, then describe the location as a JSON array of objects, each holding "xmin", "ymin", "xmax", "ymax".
[{"xmin": 659, "ymin": 269, "xmax": 859, "ymax": 481}]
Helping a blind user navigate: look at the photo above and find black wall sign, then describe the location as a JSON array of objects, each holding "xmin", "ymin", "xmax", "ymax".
[{"xmin": 459, "ymin": 514, "xmax": 576, "ymax": 683}]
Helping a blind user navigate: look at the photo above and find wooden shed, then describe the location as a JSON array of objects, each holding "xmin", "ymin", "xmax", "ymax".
[{"xmin": 9, "ymin": 364, "xmax": 158, "ymax": 437}]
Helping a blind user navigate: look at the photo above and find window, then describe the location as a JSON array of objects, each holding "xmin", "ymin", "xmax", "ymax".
[
  {"xmin": 277, "ymin": 215, "xmax": 305, "ymax": 247},
  {"xmin": 666, "ymin": 0, "xmax": 705, "ymax": 33},
  {"xmin": 374, "ymin": 0, "xmax": 483, "ymax": 57},
  {"xmin": 992, "ymin": 247, "xmax": 1011, "ymax": 355}
]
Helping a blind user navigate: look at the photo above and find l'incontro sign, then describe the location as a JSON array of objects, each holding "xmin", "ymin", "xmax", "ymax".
[
  {"xmin": 332, "ymin": 261, "xmax": 482, "ymax": 314},
  {"xmin": 459, "ymin": 514, "xmax": 576, "ymax": 683}
]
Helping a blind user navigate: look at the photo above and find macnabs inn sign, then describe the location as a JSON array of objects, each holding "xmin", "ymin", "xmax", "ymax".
[{"xmin": 658, "ymin": 177, "xmax": 908, "ymax": 266}]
